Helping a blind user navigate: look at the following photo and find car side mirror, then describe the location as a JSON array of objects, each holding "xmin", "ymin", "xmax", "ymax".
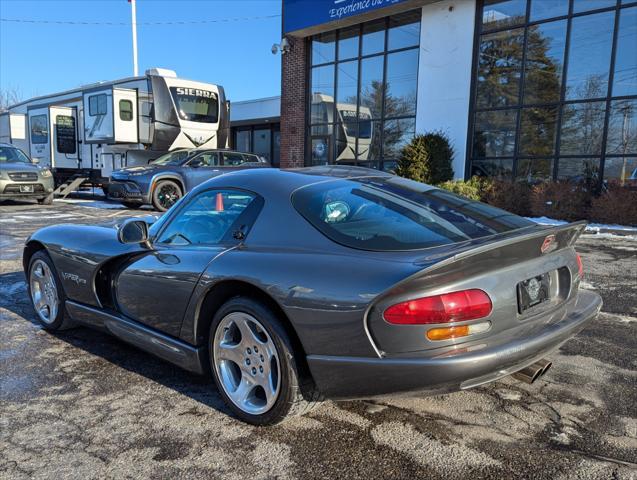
[
  {"xmin": 118, "ymin": 219, "xmax": 150, "ymax": 247},
  {"xmin": 189, "ymin": 159, "xmax": 202, "ymax": 168},
  {"xmin": 31, "ymin": 158, "xmax": 40, "ymax": 164}
]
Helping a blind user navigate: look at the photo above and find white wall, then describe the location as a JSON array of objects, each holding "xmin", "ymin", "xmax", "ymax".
[
  {"xmin": 416, "ymin": 0, "xmax": 476, "ymax": 179},
  {"xmin": 231, "ymin": 96, "xmax": 281, "ymax": 123}
]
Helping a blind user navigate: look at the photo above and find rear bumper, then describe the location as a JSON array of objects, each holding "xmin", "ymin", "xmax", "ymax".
[{"xmin": 307, "ymin": 290, "xmax": 602, "ymax": 400}]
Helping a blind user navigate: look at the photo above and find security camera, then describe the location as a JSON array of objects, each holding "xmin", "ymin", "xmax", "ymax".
[
  {"xmin": 271, "ymin": 37, "xmax": 291, "ymax": 55},
  {"xmin": 280, "ymin": 37, "xmax": 290, "ymax": 54}
]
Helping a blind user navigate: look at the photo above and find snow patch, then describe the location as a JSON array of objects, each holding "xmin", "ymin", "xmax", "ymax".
[
  {"xmin": 57, "ymin": 199, "xmax": 126, "ymax": 210},
  {"xmin": 526, "ymin": 216, "xmax": 637, "ymax": 239}
]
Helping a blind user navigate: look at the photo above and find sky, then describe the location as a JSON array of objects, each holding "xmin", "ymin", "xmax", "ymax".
[{"xmin": 0, "ymin": 0, "xmax": 282, "ymax": 103}]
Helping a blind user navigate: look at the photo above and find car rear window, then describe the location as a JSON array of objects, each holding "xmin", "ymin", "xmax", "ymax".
[{"xmin": 292, "ymin": 176, "xmax": 534, "ymax": 251}]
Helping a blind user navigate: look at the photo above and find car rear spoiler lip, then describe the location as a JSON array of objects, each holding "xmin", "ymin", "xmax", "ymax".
[
  {"xmin": 362, "ymin": 220, "xmax": 588, "ymax": 358},
  {"xmin": 412, "ymin": 220, "xmax": 587, "ymax": 270}
]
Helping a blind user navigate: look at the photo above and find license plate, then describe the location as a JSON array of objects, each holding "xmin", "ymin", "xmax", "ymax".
[
  {"xmin": 517, "ymin": 272, "xmax": 551, "ymax": 313},
  {"xmin": 19, "ymin": 185, "xmax": 34, "ymax": 193}
]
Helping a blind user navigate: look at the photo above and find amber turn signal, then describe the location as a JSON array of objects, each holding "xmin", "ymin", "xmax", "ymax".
[{"xmin": 426, "ymin": 321, "xmax": 491, "ymax": 341}]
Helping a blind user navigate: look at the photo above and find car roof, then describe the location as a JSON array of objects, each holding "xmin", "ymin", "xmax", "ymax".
[{"xmin": 192, "ymin": 165, "xmax": 393, "ymax": 200}]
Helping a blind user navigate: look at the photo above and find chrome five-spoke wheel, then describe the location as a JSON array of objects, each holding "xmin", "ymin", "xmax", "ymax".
[
  {"xmin": 29, "ymin": 259, "xmax": 59, "ymax": 324},
  {"xmin": 213, "ymin": 312, "xmax": 281, "ymax": 415}
]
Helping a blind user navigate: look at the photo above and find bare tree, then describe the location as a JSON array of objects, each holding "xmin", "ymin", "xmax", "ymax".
[{"xmin": 0, "ymin": 88, "xmax": 22, "ymax": 112}]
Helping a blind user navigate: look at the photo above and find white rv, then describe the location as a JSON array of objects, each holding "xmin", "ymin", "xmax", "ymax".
[
  {"xmin": 0, "ymin": 68, "xmax": 230, "ymax": 187},
  {"xmin": 309, "ymin": 93, "xmax": 373, "ymax": 164}
]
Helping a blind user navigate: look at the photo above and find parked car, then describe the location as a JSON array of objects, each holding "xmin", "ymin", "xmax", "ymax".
[
  {"xmin": 0, "ymin": 143, "xmax": 55, "ymax": 205},
  {"xmin": 108, "ymin": 148, "xmax": 269, "ymax": 211},
  {"xmin": 23, "ymin": 166, "xmax": 601, "ymax": 425}
]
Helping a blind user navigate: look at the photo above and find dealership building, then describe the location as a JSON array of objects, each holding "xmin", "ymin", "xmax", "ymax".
[{"xmin": 278, "ymin": 0, "xmax": 637, "ymax": 183}]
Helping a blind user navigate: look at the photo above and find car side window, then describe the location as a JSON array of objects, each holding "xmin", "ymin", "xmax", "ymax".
[
  {"xmin": 156, "ymin": 189, "xmax": 256, "ymax": 246},
  {"xmin": 200, "ymin": 152, "xmax": 220, "ymax": 167},
  {"xmin": 223, "ymin": 152, "xmax": 245, "ymax": 166}
]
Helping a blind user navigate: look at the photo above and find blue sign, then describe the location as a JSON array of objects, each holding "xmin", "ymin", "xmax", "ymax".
[{"xmin": 284, "ymin": 0, "xmax": 409, "ymax": 34}]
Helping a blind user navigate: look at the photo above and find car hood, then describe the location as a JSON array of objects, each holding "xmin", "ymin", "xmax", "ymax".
[{"xmin": 0, "ymin": 161, "xmax": 44, "ymax": 172}]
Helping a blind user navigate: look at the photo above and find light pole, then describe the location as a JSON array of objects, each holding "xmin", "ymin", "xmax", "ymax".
[{"xmin": 131, "ymin": 0, "xmax": 138, "ymax": 77}]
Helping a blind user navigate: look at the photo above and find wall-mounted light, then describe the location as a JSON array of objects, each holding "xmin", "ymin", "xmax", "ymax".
[{"xmin": 271, "ymin": 37, "xmax": 292, "ymax": 55}]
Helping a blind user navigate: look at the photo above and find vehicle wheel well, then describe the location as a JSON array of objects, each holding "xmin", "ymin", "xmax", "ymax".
[
  {"xmin": 23, "ymin": 240, "xmax": 46, "ymax": 272},
  {"xmin": 196, "ymin": 280, "xmax": 315, "ymax": 384},
  {"xmin": 152, "ymin": 177, "xmax": 184, "ymax": 196}
]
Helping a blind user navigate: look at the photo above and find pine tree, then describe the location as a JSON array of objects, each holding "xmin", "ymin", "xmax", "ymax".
[{"xmin": 395, "ymin": 132, "xmax": 454, "ymax": 184}]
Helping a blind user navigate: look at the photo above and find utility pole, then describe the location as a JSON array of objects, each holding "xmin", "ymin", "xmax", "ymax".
[{"xmin": 131, "ymin": 0, "xmax": 138, "ymax": 76}]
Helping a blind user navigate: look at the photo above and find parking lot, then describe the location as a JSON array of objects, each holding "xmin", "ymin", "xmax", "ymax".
[{"xmin": 1, "ymin": 198, "xmax": 636, "ymax": 480}]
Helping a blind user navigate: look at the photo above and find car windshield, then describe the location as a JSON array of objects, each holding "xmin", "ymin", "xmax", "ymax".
[
  {"xmin": 151, "ymin": 150, "xmax": 192, "ymax": 166},
  {"xmin": 0, "ymin": 146, "xmax": 30, "ymax": 163},
  {"xmin": 292, "ymin": 176, "xmax": 535, "ymax": 251}
]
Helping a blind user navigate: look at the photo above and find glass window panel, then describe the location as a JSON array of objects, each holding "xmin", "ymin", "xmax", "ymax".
[
  {"xmin": 359, "ymin": 55, "xmax": 385, "ymax": 119},
  {"xmin": 523, "ymin": 20, "xmax": 567, "ymax": 104},
  {"xmin": 385, "ymin": 49, "xmax": 419, "ymax": 117},
  {"xmin": 272, "ymin": 130, "xmax": 280, "ymax": 168},
  {"xmin": 529, "ymin": 0, "xmax": 568, "ymax": 21},
  {"xmin": 336, "ymin": 60, "xmax": 358, "ymax": 107},
  {"xmin": 603, "ymin": 157, "xmax": 637, "ymax": 186},
  {"xmin": 387, "ymin": 11, "xmax": 420, "ymax": 50},
  {"xmin": 572, "ymin": 0, "xmax": 617, "ymax": 13},
  {"xmin": 557, "ymin": 157, "xmax": 601, "ymax": 181},
  {"xmin": 516, "ymin": 158, "xmax": 554, "ymax": 181},
  {"xmin": 362, "ymin": 20, "xmax": 385, "ymax": 56},
  {"xmin": 335, "ymin": 120, "xmax": 357, "ymax": 163},
  {"xmin": 565, "ymin": 11, "xmax": 614, "ymax": 100},
  {"xmin": 312, "ymin": 32, "xmax": 336, "ymax": 65},
  {"xmin": 560, "ymin": 101, "xmax": 607, "ymax": 154},
  {"xmin": 310, "ymin": 65, "xmax": 335, "ymax": 124},
  {"xmin": 473, "ymin": 109, "xmax": 518, "ymax": 158},
  {"xmin": 338, "ymin": 26, "xmax": 359, "ymax": 60},
  {"xmin": 476, "ymin": 28, "xmax": 524, "ymax": 108},
  {"xmin": 519, "ymin": 106, "xmax": 559, "ymax": 156},
  {"xmin": 606, "ymin": 99, "xmax": 637, "ymax": 155},
  {"xmin": 382, "ymin": 118, "xmax": 416, "ymax": 159},
  {"xmin": 471, "ymin": 159, "xmax": 514, "ymax": 178},
  {"xmin": 30, "ymin": 115, "xmax": 48, "ymax": 144},
  {"xmin": 310, "ymin": 124, "xmax": 334, "ymax": 165},
  {"xmin": 253, "ymin": 129, "xmax": 271, "ymax": 162},
  {"xmin": 235, "ymin": 129, "xmax": 250, "ymax": 152},
  {"xmin": 613, "ymin": 7, "xmax": 637, "ymax": 97},
  {"xmin": 482, "ymin": 0, "xmax": 527, "ymax": 31},
  {"xmin": 158, "ymin": 190, "xmax": 256, "ymax": 246},
  {"xmin": 357, "ymin": 120, "xmax": 382, "ymax": 161}
]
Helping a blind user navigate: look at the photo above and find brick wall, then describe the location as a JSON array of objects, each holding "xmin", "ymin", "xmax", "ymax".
[{"xmin": 280, "ymin": 37, "xmax": 307, "ymax": 169}]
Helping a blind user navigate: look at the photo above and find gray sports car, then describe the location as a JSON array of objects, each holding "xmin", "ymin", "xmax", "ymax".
[
  {"xmin": 108, "ymin": 148, "xmax": 269, "ymax": 211},
  {"xmin": 24, "ymin": 166, "xmax": 601, "ymax": 425}
]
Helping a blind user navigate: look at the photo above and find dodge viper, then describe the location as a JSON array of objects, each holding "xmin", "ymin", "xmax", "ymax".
[{"xmin": 24, "ymin": 166, "xmax": 602, "ymax": 424}]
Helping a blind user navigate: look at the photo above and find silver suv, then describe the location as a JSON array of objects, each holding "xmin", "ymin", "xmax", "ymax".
[{"xmin": 0, "ymin": 143, "xmax": 55, "ymax": 204}]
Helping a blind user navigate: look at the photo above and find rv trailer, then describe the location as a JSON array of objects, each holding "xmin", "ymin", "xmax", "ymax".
[{"xmin": 0, "ymin": 68, "xmax": 230, "ymax": 188}]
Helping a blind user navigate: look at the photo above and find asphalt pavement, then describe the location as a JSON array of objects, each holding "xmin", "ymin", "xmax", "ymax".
[{"xmin": 1, "ymin": 197, "xmax": 635, "ymax": 480}]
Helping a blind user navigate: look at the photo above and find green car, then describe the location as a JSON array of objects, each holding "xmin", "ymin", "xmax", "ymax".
[{"xmin": 0, "ymin": 143, "xmax": 55, "ymax": 205}]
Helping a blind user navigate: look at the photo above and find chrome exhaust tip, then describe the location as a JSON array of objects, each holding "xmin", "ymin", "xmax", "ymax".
[
  {"xmin": 512, "ymin": 359, "xmax": 551, "ymax": 384},
  {"xmin": 536, "ymin": 359, "xmax": 552, "ymax": 377}
]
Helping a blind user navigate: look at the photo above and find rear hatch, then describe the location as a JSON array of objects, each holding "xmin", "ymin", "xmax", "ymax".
[{"xmin": 366, "ymin": 221, "xmax": 586, "ymax": 356}]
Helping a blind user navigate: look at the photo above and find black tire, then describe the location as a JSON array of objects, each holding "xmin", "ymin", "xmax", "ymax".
[
  {"xmin": 37, "ymin": 193, "xmax": 54, "ymax": 205},
  {"xmin": 122, "ymin": 201, "xmax": 143, "ymax": 209},
  {"xmin": 27, "ymin": 250, "xmax": 74, "ymax": 331},
  {"xmin": 208, "ymin": 297, "xmax": 320, "ymax": 425},
  {"xmin": 152, "ymin": 180, "xmax": 182, "ymax": 212}
]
